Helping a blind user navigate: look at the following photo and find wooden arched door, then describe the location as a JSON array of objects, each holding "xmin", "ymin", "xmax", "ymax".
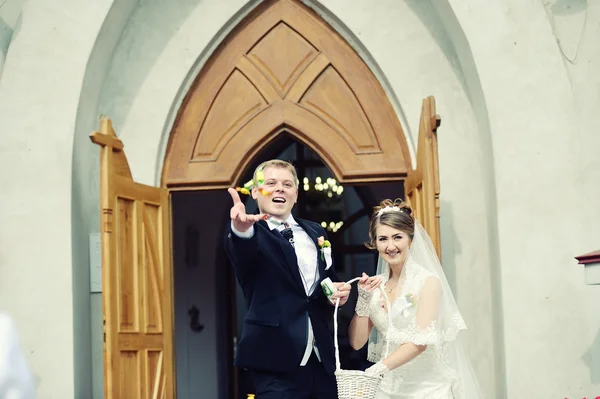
[
  {"xmin": 405, "ymin": 96, "xmax": 442, "ymax": 258},
  {"xmin": 91, "ymin": 118, "xmax": 175, "ymax": 399},
  {"xmin": 162, "ymin": 0, "xmax": 411, "ymax": 189}
]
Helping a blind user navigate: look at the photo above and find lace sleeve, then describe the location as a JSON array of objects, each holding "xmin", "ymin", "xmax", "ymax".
[{"xmin": 410, "ymin": 275, "xmax": 442, "ymax": 346}]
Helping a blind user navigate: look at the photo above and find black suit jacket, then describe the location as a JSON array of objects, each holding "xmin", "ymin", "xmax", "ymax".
[{"xmin": 225, "ymin": 218, "xmax": 340, "ymax": 375}]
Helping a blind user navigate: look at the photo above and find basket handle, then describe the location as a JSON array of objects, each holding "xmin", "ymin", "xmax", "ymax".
[{"xmin": 333, "ymin": 277, "xmax": 392, "ymax": 372}]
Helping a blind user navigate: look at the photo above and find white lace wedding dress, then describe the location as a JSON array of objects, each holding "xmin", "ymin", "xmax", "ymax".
[{"xmin": 367, "ymin": 260, "xmax": 467, "ymax": 399}]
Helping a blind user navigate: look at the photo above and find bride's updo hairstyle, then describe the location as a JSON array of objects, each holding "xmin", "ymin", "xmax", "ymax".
[{"xmin": 366, "ymin": 198, "xmax": 415, "ymax": 250}]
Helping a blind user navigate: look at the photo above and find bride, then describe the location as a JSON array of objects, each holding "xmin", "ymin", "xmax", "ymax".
[{"xmin": 348, "ymin": 199, "xmax": 482, "ymax": 399}]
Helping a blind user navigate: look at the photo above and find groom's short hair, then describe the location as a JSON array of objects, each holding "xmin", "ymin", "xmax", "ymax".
[{"xmin": 254, "ymin": 159, "xmax": 299, "ymax": 187}]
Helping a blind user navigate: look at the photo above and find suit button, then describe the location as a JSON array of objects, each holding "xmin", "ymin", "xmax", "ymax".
[{"xmin": 305, "ymin": 299, "xmax": 309, "ymax": 304}]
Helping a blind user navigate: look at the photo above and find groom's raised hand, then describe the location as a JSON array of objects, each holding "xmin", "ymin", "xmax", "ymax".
[{"xmin": 228, "ymin": 188, "xmax": 266, "ymax": 232}]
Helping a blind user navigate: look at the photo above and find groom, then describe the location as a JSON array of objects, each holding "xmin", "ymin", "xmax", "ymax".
[{"xmin": 225, "ymin": 159, "xmax": 350, "ymax": 399}]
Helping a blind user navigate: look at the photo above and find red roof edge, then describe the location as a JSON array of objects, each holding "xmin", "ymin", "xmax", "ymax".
[{"xmin": 575, "ymin": 250, "xmax": 600, "ymax": 265}]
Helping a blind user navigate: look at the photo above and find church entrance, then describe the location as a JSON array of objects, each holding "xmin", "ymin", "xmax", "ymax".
[{"xmin": 90, "ymin": 0, "xmax": 442, "ymax": 397}]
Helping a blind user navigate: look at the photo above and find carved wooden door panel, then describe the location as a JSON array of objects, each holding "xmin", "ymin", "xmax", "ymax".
[
  {"xmin": 164, "ymin": 0, "xmax": 411, "ymax": 189},
  {"xmin": 405, "ymin": 96, "xmax": 442, "ymax": 258},
  {"xmin": 91, "ymin": 118, "xmax": 175, "ymax": 399}
]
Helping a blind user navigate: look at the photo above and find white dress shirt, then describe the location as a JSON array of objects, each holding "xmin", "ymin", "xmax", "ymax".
[{"xmin": 231, "ymin": 216, "xmax": 321, "ymax": 365}]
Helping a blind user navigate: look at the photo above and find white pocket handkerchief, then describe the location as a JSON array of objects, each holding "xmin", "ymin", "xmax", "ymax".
[{"xmin": 323, "ymin": 247, "xmax": 333, "ymax": 270}]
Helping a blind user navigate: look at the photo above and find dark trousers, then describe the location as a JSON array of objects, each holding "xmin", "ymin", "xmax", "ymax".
[{"xmin": 252, "ymin": 353, "xmax": 337, "ymax": 399}]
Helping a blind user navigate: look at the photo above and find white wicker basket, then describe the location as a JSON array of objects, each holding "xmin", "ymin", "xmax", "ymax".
[{"xmin": 333, "ymin": 278, "xmax": 391, "ymax": 399}]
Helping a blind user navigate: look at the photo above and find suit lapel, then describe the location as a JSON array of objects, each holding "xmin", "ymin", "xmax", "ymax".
[{"xmin": 259, "ymin": 221, "xmax": 305, "ymax": 294}]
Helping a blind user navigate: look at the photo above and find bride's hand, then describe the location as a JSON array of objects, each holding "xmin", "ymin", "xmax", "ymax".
[
  {"xmin": 358, "ymin": 272, "xmax": 383, "ymax": 292},
  {"xmin": 364, "ymin": 361, "xmax": 390, "ymax": 376}
]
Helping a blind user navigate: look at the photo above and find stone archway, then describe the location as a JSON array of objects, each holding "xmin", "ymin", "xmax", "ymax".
[{"xmin": 162, "ymin": 0, "xmax": 412, "ymax": 189}]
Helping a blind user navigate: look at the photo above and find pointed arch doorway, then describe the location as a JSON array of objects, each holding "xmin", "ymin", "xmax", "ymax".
[
  {"xmin": 162, "ymin": 3, "xmax": 414, "ymax": 393},
  {"xmin": 91, "ymin": 0, "xmax": 442, "ymax": 398}
]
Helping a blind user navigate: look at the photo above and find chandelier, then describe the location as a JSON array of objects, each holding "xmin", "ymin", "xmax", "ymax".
[
  {"xmin": 302, "ymin": 176, "xmax": 344, "ymax": 197},
  {"xmin": 301, "ymin": 176, "xmax": 344, "ymax": 232}
]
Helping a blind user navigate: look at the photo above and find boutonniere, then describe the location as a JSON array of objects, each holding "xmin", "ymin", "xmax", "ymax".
[{"xmin": 317, "ymin": 236, "xmax": 331, "ymax": 261}]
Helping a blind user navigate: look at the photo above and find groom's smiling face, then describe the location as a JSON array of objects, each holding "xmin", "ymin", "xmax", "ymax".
[{"xmin": 252, "ymin": 166, "xmax": 298, "ymax": 220}]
